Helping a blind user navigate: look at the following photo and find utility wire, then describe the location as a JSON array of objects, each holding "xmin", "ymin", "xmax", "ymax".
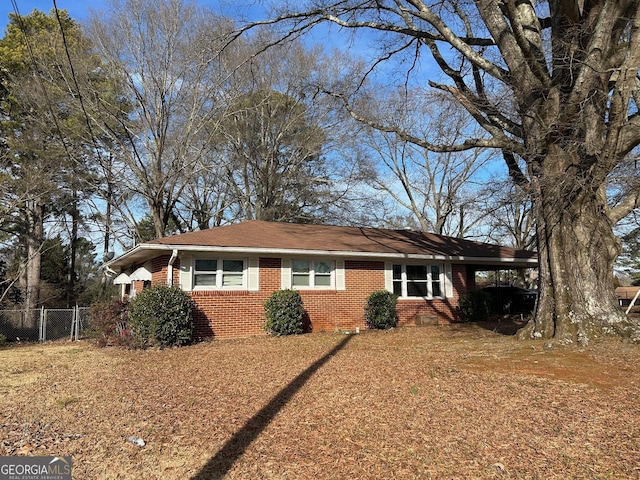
[
  {"xmin": 52, "ymin": 0, "xmax": 107, "ymax": 167},
  {"xmin": 9, "ymin": 0, "xmax": 74, "ymax": 163},
  {"xmin": 9, "ymin": 0, "xmax": 115, "ymax": 255}
]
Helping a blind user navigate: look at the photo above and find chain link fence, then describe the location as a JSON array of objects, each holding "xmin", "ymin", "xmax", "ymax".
[{"xmin": 0, "ymin": 307, "xmax": 89, "ymax": 342}]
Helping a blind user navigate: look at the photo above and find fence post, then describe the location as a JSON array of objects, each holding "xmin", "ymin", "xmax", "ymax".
[
  {"xmin": 73, "ymin": 306, "xmax": 80, "ymax": 341},
  {"xmin": 39, "ymin": 306, "xmax": 45, "ymax": 342},
  {"xmin": 76, "ymin": 306, "xmax": 81, "ymax": 341},
  {"xmin": 70, "ymin": 307, "xmax": 76, "ymax": 341}
]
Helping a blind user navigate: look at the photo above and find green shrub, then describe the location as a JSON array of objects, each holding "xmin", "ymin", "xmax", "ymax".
[
  {"xmin": 87, "ymin": 298, "xmax": 131, "ymax": 347},
  {"xmin": 128, "ymin": 285, "xmax": 193, "ymax": 348},
  {"xmin": 459, "ymin": 290, "xmax": 491, "ymax": 322},
  {"xmin": 0, "ymin": 333, "xmax": 6, "ymax": 347},
  {"xmin": 365, "ymin": 290, "xmax": 398, "ymax": 330},
  {"xmin": 264, "ymin": 289, "xmax": 305, "ymax": 336}
]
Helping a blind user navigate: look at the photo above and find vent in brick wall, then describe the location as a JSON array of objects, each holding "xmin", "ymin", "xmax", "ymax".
[{"xmin": 414, "ymin": 314, "xmax": 439, "ymax": 326}]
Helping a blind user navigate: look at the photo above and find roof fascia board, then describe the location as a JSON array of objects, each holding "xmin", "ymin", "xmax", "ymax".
[
  {"xmin": 104, "ymin": 244, "xmax": 148, "ymax": 267},
  {"xmin": 109, "ymin": 243, "xmax": 537, "ymax": 265}
]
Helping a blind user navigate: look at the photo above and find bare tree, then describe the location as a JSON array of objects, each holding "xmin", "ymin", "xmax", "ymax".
[
  {"xmin": 86, "ymin": 0, "xmax": 236, "ymax": 238},
  {"xmin": 177, "ymin": 167, "xmax": 230, "ymax": 230},
  {"xmin": 220, "ymin": 89, "xmax": 328, "ymax": 222},
  {"xmin": 483, "ymin": 179, "xmax": 536, "ymax": 252},
  {"xmin": 214, "ymin": 34, "xmax": 364, "ymax": 224},
  {"xmin": 361, "ymin": 89, "xmax": 491, "ymax": 236},
  {"xmin": 245, "ymin": 0, "xmax": 640, "ymax": 343}
]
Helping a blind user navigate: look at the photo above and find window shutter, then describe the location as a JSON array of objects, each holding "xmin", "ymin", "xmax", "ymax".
[
  {"xmin": 384, "ymin": 262, "xmax": 394, "ymax": 292},
  {"xmin": 248, "ymin": 258, "xmax": 259, "ymax": 291},
  {"xmin": 335, "ymin": 260, "xmax": 345, "ymax": 290},
  {"xmin": 444, "ymin": 263, "xmax": 454, "ymax": 298},
  {"xmin": 180, "ymin": 255, "xmax": 192, "ymax": 291},
  {"xmin": 281, "ymin": 258, "xmax": 291, "ymax": 289}
]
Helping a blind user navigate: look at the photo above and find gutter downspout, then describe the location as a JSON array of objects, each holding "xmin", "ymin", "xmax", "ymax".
[
  {"xmin": 167, "ymin": 249, "xmax": 179, "ymax": 286},
  {"xmin": 102, "ymin": 265, "xmax": 124, "ymax": 300},
  {"xmin": 104, "ymin": 266, "xmax": 118, "ymax": 276}
]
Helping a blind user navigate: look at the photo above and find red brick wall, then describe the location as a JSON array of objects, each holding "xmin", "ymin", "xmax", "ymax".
[
  {"xmin": 396, "ymin": 264, "xmax": 466, "ymax": 325},
  {"xmin": 151, "ymin": 255, "xmax": 180, "ymax": 286},
  {"xmin": 189, "ymin": 258, "xmax": 281, "ymax": 339},
  {"xmin": 159, "ymin": 258, "xmax": 470, "ymax": 339}
]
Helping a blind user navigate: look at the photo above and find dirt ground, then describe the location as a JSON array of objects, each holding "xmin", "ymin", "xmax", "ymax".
[{"xmin": 1, "ymin": 320, "xmax": 640, "ymax": 479}]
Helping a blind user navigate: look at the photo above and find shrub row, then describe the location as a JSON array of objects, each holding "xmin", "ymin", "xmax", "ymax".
[
  {"xmin": 89, "ymin": 285, "xmax": 193, "ymax": 348},
  {"xmin": 88, "ymin": 287, "xmax": 400, "ymax": 348}
]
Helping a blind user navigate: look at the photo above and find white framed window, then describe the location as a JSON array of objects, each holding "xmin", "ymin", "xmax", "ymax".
[
  {"xmin": 193, "ymin": 258, "xmax": 246, "ymax": 289},
  {"xmin": 392, "ymin": 263, "xmax": 444, "ymax": 299},
  {"xmin": 291, "ymin": 260, "xmax": 334, "ymax": 289},
  {"xmin": 194, "ymin": 259, "xmax": 217, "ymax": 286}
]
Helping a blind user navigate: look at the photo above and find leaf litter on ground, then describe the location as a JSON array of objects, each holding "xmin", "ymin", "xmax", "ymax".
[{"xmin": 0, "ymin": 320, "xmax": 639, "ymax": 479}]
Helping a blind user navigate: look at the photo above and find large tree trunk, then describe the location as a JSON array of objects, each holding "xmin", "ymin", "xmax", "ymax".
[
  {"xmin": 20, "ymin": 200, "xmax": 43, "ymax": 328},
  {"xmin": 518, "ymin": 161, "xmax": 640, "ymax": 344},
  {"xmin": 67, "ymin": 190, "xmax": 79, "ymax": 307}
]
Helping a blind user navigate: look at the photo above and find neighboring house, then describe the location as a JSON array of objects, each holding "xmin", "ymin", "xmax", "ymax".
[
  {"xmin": 616, "ymin": 286, "xmax": 640, "ymax": 307},
  {"xmin": 105, "ymin": 220, "xmax": 537, "ymax": 339}
]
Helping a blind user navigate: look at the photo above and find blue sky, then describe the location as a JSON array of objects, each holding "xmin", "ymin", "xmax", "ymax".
[
  {"xmin": 1, "ymin": 1, "xmax": 382, "ymax": 67},
  {"xmin": 1, "ymin": 1, "xmax": 267, "ymax": 32},
  {"xmin": 1, "ymin": 1, "xmax": 96, "ymax": 31}
]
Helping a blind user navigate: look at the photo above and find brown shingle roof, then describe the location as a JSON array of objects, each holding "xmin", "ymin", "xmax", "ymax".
[
  {"xmin": 148, "ymin": 220, "xmax": 535, "ymax": 260},
  {"xmin": 616, "ymin": 286, "xmax": 640, "ymax": 298}
]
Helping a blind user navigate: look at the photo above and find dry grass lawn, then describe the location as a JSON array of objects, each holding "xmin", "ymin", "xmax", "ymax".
[{"xmin": 1, "ymin": 321, "xmax": 640, "ymax": 479}]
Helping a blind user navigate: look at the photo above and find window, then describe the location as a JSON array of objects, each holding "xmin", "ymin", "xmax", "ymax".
[
  {"xmin": 291, "ymin": 260, "xmax": 334, "ymax": 288},
  {"xmin": 222, "ymin": 259, "xmax": 244, "ymax": 287},
  {"xmin": 314, "ymin": 261, "xmax": 332, "ymax": 286},
  {"xmin": 431, "ymin": 265, "xmax": 442, "ymax": 297},
  {"xmin": 406, "ymin": 265, "xmax": 428, "ymax": 297},
  {"xmin": 392, "ymin": 263, "xmax": 444, "ymax": 298},
  {"xmin": 194, "ymin": 258, "xmax": 246, "ymax": 289},
  {"xmin": 292, "ymin": 260, "xmax": 310, "ymax": 287},
  {"xmin": 194, "ymin": 259, "xmax": 217, "ymax": 286}
]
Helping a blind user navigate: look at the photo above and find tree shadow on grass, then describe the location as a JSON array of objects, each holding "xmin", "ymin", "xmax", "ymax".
[
  {"xmin": 474, "ymin": 315, "xmax": 530, "ymax": 335},
  {"xmin": 190, "ymin": 334, "xmax": 354, "ymax": 479}
]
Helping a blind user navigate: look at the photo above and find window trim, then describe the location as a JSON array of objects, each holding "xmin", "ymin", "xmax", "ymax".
[
  {"xmin": 430, "ymin": 265, "xmax": 443, "ymax": 298},
  {"xmin": 290, "ymin": 259, "xmax": 335, "ymax": 290},
  {"xmin": 192, "ymin": 257, "xmax": 247, "ymax": 290},
  {"xmin": 391, "ymin": 262, "xmax": 445, "ymax": 299}
]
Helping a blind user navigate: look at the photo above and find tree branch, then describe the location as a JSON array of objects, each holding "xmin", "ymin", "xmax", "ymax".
[
  {"xmin": 610, "ymin": 188, "xmax": 640, "ymax": 224},
  {"xmin": 608, "ymin": 8, "xmax": 640, "ymax": 154},
  {"xmin": 399, "ymin": 1, "xmax": 509, "ymax": 82},
  {"xmin": 618, "ymin": 113, "xmax": 640, "ymax": 157},
  {"xmin": 325, "ymin": 89, "xmax": 517, "ymax": 153},
  {"xmin": 475, "ymin": 0, "xmax": 541, "ymax": 93},
  {"xmin": 429, "ymin": 81, "xmax": 524, "ymax": 151},
  {"xmin": 503, "ymin": 0, "xmax": 551, "ymax": 88},
  {"xmin": 503, "ymin": 151, "xmax": 530, "ymax": 186}
]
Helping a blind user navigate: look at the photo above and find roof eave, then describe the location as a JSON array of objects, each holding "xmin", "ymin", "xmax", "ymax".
[
  {"xmin": 105, "ymin": 243, "xmax": 537, "ymax": 271},
  {"xmin": 104, "ymin": 243, "xmax": 157, "ymax": 271}
]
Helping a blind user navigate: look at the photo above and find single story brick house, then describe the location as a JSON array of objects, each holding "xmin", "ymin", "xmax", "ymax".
[{"xmin": 105, "ymin": 220, "xmax": 537, "ymax": 339}]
